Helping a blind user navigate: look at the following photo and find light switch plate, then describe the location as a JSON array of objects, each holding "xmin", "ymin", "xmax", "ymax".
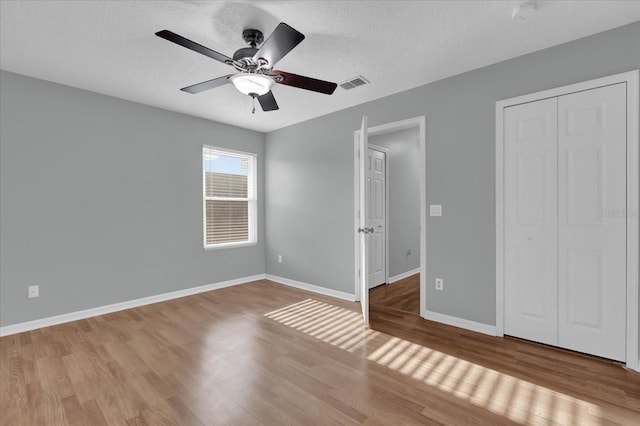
[{"xmin": 430, "ymin": 205, "xmax": 442, "ymax": 217}]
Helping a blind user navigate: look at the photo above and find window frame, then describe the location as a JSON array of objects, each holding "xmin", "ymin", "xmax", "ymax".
[{"xmin": 202, "ymin": 145, "xmax": 258, "ymax": 250}]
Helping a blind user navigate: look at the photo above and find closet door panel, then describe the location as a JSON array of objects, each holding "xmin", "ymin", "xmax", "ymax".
[
  {"xmin": 504, "ymin": 98, "xmax": 559, "ymax": 346},
  {"xmin": 558, "ymin": 83, "xmax": 627, "ymax": 361}
]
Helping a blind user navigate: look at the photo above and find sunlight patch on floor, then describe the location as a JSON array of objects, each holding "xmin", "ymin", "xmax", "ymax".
[
  {"xmin": 265, "ymin": 299, "xmax": 609, "ymax": 426},
  {"xmin": 265, "ymin": 299, "xmax": 380, "ymax": 351}
]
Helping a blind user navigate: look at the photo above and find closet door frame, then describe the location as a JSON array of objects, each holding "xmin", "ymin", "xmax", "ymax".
[{"xmin": 495, "ymin": 70, "xmax": 639, "ymax": 371}]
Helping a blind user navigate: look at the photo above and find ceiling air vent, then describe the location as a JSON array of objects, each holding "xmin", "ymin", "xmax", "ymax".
[{"xmin": 339, "ymin": 75, "xmax": 370, "ymax": 90}]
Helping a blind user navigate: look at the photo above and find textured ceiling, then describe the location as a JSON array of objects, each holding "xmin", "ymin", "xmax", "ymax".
[{"xmin": 1, "ymin": 1, "xmax": 639, "ymax": 133}]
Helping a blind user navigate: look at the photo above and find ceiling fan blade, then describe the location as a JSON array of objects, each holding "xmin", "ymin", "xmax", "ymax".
[
  {"xmin": 156, "ymin": 30, "xmax": 232, "ymax": 65},
  {"xmin": 257, "ymin": 91, "xmax": 279, "ymax": 111},
  {"xmin": 180, "ymin": 75, "xmax": 233, "ymax": 94},
  {"xmin": 253, "ymin": 23, "xmax": 304, "ymax": 68},
  {"xmin": 271, "ymin": 70, "xmax": 337, "ymax": 95}
]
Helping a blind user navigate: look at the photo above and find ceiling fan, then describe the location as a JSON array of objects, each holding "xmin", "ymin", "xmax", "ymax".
[{"xmin": 155, "ymin": 23, "xmax": 338, "ymax": 113}]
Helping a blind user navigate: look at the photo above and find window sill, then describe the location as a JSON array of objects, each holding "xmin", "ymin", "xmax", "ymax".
[{"xmin": 204, "ymin": 241, "xmax": 257, "ymax": 251}]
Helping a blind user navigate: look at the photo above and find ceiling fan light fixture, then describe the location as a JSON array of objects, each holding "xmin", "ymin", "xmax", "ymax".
[{"xmin": 230, "ymin": 74, "xmax": 273, "ymax": 96}]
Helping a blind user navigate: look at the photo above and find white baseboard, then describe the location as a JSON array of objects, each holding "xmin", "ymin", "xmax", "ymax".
[
  {"xmin": 0, "ymin": 274, "xmax": 267, "ymax": 337},
  {"xmin": 265, "ymin": 274, "xmax": 356, "ymax": 302},
  {"xmin": 423, "ymin": 309, "xmax": 497, "ymax": 336},
  {"xmin": 388, "ymin": 267, "xmax": 421, "ymax": 284}
]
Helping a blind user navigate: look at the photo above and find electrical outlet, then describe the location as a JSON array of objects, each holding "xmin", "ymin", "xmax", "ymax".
[
  {"xmin": 430, "ymin": 204, "xmax": 442, "ymax": 217},
  {"xmin": 435, "ymin": 278, "xmax": 444, "ymax": 291},
  {"xmin": 277, "ymin": 254, "xmax": 283, "ymax": 264},
  {"xmin": 28, "ymin": 285, "xmax": 39, "ymax": 299}
]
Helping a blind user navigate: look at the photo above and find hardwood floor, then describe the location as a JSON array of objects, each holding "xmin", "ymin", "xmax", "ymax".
[
  {"xmin": 369, "ymin": 273, "xmax": 420, "ymax": 314},
  {"xmin": 1, "ymin": 279, "xmax": 639, "ymax": 425}
]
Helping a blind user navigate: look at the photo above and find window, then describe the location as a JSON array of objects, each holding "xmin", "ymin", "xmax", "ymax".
[{"xmin": 203, "ymin": 146, "xmax": 257, "ymax": 249}]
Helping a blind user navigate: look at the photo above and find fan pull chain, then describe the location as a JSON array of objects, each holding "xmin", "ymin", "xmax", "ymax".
[{"xmin": 252, "ymin": 95, "xmax": 256, "ymax": 114}]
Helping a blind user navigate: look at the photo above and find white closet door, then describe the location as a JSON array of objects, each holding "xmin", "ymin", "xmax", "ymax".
[
  {"xmin": 504, "ymin": 98, "xmax": 559, "ymax": 346},
  {"xmin": 558, "ymin": 83, "xmax": 627, "ymax": 361}
]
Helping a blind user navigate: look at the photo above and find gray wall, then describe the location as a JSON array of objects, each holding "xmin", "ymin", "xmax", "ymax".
[
  {"xmin": 369, "ymin": 129, "xmax": 421, "ymax": 279},
  {"xmin": 2, "ymin": 23, "xmax": 638, "ymax": 332},
  {"xmin": 0, "ymin": 71, "xmax": 265, "ymax": 327},
  {"xmin": 265, "ymin": 22, "xmax": 640, "ymax": 326}
]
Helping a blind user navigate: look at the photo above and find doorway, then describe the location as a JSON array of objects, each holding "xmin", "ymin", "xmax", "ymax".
[{"xmin": 354, "ymin": 116, "xmax": 426, "ymax": 322}]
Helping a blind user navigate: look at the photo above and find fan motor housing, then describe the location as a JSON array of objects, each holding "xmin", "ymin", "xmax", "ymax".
[
  {"xmin": 233, "ymin": 29, "xmax": 263, "ymax": 68},
  {"xmin": 233, "ymin": 47, "xmax": 258, "ymax": 62}
]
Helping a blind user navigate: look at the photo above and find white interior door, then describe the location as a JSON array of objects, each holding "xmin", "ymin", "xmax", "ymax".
[
  {"xmin": 367, "ymin": 147, "xmax": 386, "ymax": 288},
  {"xmin": 504, "ymin": 98, "xmax": 559, "ymax": 346},
  {"xmin": 557, "ymin": 83, "xmax": 627, "ymax": 361},
  {"xmin": 358, "ymin": 116, "xmax": 369, "ymax": 325}
]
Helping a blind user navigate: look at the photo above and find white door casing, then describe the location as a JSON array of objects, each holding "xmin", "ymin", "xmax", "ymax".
[
  {"xmin": 497, "ymin": 70, "xmax": 638, "ymax": 370},
  {"xmin": 504, "ymin": 98, "xmax": 559, "ymax": 346},
  {"xmin": 358, "ymin": 115, "xmax": 369, "ymax": 325},
  {"xmin": 557, "ymin": 83, "xmax": 627, "ymax": 361},
  {"xmin": 354, "ymin": 116, "xmax": 426, "ymax": 321},
  {"xmin": 367, "ymin": 147, "xmax": 386, "ymax": 288}
]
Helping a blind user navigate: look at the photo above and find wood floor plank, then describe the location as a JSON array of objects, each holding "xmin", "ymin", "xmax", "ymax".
[
  {"xmin": 79, "ymin": 399, "xmax": 109, "ymax": 426},
  {"xmin": 370, "ymin": 273, "xmax": 420, "ymax": 314},
  {"xmin": 1, "ymin": 278, "xmax": 639, "ymax": 425},
  {"xmin": 60, "ymin": 395, "xmax": 89, "ymax": 426},
  {"xmin": 369, "ymin": 296, "xmax": 640, "ymax": 424}
]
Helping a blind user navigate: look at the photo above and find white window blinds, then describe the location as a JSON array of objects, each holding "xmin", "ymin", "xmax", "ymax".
[{"xmin": 203, "ymin": 146, "xmax": 257, "ymax": 248}]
